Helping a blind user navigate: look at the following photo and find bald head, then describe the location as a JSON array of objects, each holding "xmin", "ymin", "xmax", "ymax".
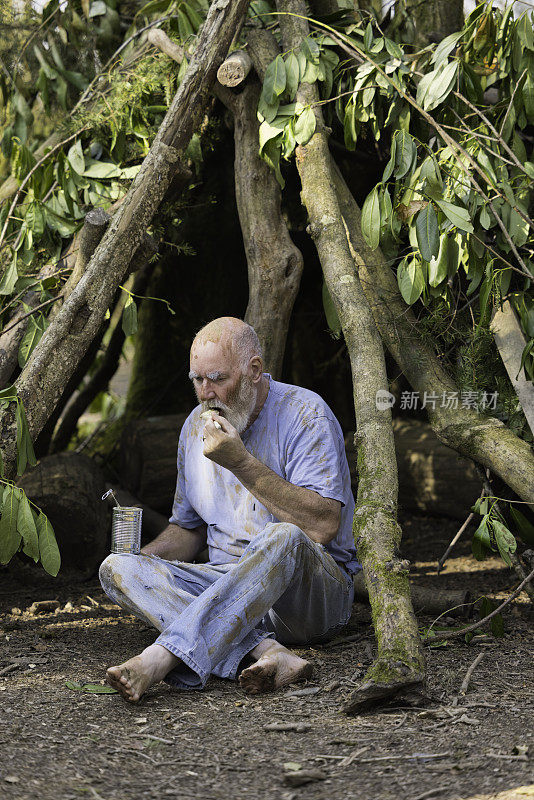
[{"xmin": 192, "ymin": 317, "xmax": 262, "ymax": 370}]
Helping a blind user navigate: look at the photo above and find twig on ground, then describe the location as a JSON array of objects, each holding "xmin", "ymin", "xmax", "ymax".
[
  {"xmin": 412, "ymin": 788, "xmax": 448, "ymax": 800},
  {"xmin": 427, "ymin": 566, "xmax": 534, "ymax": 643},
  {"xmin": 323, "ymin": 633, "xmax": 365, "ymax": 649},
  {"xmin": 452, "ymin": 652, "xmax": 485, "ymax": 707},
  {"xmin": 437, "ymin": 513, "xmax": 474, "ymax": 574},
  {"xmin": 130, "ymin": 733, "xmax": 174, "ymax": 745}
]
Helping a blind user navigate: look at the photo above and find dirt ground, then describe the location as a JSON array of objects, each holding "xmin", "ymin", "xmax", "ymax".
[{"xmin": 1, "ymin": 512, "xmax": 533, "ymax": 800}]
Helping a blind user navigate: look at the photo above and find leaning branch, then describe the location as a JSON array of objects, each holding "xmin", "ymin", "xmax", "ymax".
[{"xmin": 0, "ymin": 0, "xmax": 251, "ymax": 479}]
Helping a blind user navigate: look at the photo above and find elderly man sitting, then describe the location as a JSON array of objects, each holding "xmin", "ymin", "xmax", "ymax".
[{"xmin": 99, "ymin": 317, "xmax": 358, "ymax": 701}]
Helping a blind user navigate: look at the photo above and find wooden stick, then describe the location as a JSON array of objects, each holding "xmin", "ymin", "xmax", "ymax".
[
  {"xmin": 452, "ymin": 651, "xmax": 485, "ymax": 706},
  {"xmin": 436, "ymin": 513, "xmax": 474, "ymax": 574}
]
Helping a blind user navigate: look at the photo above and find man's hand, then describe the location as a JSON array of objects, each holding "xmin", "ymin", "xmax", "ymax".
[{"xmin": 202, "ymin": 414, "xmax": 250, "ymax": 471}]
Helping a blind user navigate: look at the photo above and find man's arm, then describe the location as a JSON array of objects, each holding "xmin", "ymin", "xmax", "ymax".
[
  {"xmin": 141, "ymin": 523, "xmax": 207, "ymax": 561},
  {"xmin": 202, "ymin": 417, "xmax": 341, "ymax": 545}
]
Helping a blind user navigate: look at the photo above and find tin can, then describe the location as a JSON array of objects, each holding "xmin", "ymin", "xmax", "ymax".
[{"xmin": 111, "ymin": 506, "xmax": 142, "ymax": 554}]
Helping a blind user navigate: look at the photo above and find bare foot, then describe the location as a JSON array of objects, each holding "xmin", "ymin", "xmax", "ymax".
[
  {"xmin": 106, "ymin": 643, "xmax": 179, "ymax": 702},
  {"xmin": 238, "ymin": 641, "xmax": 313, "ymax": 695}
]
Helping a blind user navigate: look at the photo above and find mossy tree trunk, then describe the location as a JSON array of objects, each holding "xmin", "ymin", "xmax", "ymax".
[
  {"xmin": 333, "ymin": 167, "xmax": 534, "ymax": 506},
  {"xmin": 276, "ymin": 0, "xmax": 425, "ymax": 712}
]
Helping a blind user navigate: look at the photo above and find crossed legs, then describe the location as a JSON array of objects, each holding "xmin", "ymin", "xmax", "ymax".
[{"xmin": 99, "ymin": 524, "xmax": 353, "ymax": 702}]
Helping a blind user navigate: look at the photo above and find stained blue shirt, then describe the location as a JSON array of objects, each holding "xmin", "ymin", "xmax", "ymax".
[{"xmin": 170, "ymin": 375, "xmax": 359, "ymax": 573}]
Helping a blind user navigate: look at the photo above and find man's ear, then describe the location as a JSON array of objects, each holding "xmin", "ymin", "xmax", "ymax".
[{"xmin": 249, "ymin": 355, "xmax": 263, "ymax": 383}]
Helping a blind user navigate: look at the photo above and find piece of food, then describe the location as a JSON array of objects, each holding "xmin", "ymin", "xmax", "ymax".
[{"xmin": 200, "ymin": 410, "xmax": 222, "ymax": 429}]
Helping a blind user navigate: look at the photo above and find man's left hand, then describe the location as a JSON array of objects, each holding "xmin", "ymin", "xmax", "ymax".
[{"xmin": 202, "ymin": 415, "xmax": 250, "ymax": 471}]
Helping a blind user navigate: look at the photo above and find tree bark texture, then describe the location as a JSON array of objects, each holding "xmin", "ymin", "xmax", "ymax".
[
  {"xmin": 276, "ymin": 0, "xmax": 425, "ymax": 708},
  {"xmin": 232, "ymin": 82, "xmax": 304, "ymax": 378},
  {"xmin": 333, "ymin": 167, "xmax": 534, "ymax": 506},
  {"xmin": 48, "ymin": 208, "xmax": 111, "ymax": 322},
  {"xmin": 0, "ymin": 0, "xmax": 251, "ymax": 479},
  {"xmin": 17, "ymin": 453, "xmax": 108, "ymax": 576},
  {"xmin": 395, "ymin": 0, "xmax": 463, "ymax": 48}
]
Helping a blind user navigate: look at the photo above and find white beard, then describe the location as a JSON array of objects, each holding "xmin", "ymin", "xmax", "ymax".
[{"xmin": 201, "ymin": 375, "xmax": 256, "ymax": 434}]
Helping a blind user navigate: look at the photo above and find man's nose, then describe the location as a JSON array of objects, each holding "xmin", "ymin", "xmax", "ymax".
[{"xmin": 199, "ymin": 380, "xmax": 215, "ymax": 401}]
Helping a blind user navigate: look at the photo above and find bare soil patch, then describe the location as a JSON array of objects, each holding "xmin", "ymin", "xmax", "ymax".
[{"xmin": 1, "ymin": 513, "xmax": 533, "ymax": 800}]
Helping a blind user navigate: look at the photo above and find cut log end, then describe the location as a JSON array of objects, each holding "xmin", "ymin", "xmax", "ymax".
[{"xmin": 216, "ymin": 50, "xmax": 252, "ymax": 87}]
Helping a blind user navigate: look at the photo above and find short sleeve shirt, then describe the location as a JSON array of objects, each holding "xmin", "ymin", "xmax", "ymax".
[{"xmin": 170, "ymin": 375, "xmax": 359, "ymax": 573}]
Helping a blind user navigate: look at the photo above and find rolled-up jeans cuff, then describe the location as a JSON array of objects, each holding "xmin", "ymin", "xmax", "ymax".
[
  {"xmin": 156, "ymin": 637, "xmax": 208, "ymax": 689},
  {"xmin": 213, "ymin": 630, "xmax": 275, "ymax": 681}
]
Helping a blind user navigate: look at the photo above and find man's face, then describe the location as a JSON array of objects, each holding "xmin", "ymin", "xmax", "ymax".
[{"xmin": 189, "ymin": 340, "xmax": 256, "ymax": 434}]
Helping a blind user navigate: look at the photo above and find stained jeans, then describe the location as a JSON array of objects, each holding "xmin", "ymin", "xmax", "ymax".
[{"xmin": 99, "ymin": 522, "xmax": 355, "ymax": 689}]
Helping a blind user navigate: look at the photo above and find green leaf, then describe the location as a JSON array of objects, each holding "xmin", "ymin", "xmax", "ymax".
[
  {"xmin": 509, "ymin": 506, "xmax": 534, "ymax": 546},
  {"xmin": 294, "ymin": 107, "xmax": 316, "ymax": 145},
  {"xmin": 0, "ymin": 256, "xmax": 19, "ymax": 296},
  {"xmin": 382, "ymin": 135, "xmax": 397, "ymax": 181},
  {"xmin": 490, "ymin": 613, "xmax": 504, "ymax": 638},
  {"xmin": 523, "ymin": 74, "xmax": 534, "ymax": 123},
  {"xmin": 258, "ymin": 119, "xmax": 285, "ymax": 154},
  {"xmin": 431, "ymin": 31, "xmax": 463, "ymax": 66},
  {"xmin": 393, "ymin": 130, "xmax": 416, "ymax": 179},
  {"xmin": 428, "ymin": 234, "xmax": 449, "ymax": 287},
  {"xmin": 385, "ymin": 38, "xmax": 403, "ymax": 59},
  {"xmin": 17, "ymin": 493, "xmax": 39, "ymax": 562},
  {"xmin": 397, "ymin": 257, "xmax": 424, "ymax": 305},
  {"xmin": 361, "ymin": 185, "xmax": 381, "ymax": 251},
  {"xmin": 415, "ymin": 203, "xmax": 439, "ymax": 262},
  {"xmin": 82, "ymin": 161, "xmax": 141, "ymax": 180},
  {"xmin": 436, "ymin": 199, "xmax": 474, "ymax": 233},
  {"xmin": 285, "ymin": 53, "xmax": 300, "ymax": 99},
  {"xmin": 18, "ymin": 314, "xmax": 47, "ymax": 368},
  {"xmin": 257, "ymin": 94, "xmax": 279, "ymax": 124},
  {"xmin": 490, "ymin": 519, "xmax": 516, "ymax": 568},
  {"xmin": 65, "ymin": 680, "xmax": 117, "ymax": 693},
  {"xmin": 472, "ymin": 518, "xmax": 492, "ymax": 560},
  {"xmin": 322, "ymin": 282, "xmax": 342, "ymax": 340},
  {"xmin": 262, "ymin": 56, "xmax": 286, "ymax": 106},
  {"xmin": 0, "ymin": 485, "xmax": 22, "ymax": 565},
  {"xmin": 122, "ymin": 295, "xmax": 138, "ymax": 337},
  {"xmin": 67, "ymin": 140, "xmax": 85, "ymax": 175},
  {"xmin": 262, "ymin": 139, "xmax": 284, "ymax": 189},
  {"xmin": 37, "ymin": 511, "xmax": 61, "ymax": 577},
  {"xmin": 417, "ymin": 62, "xmax": 458, "ymax": 111},
  {"xmin": 302, "ymin": 36, "xmax": 321, "ymax": 65}
]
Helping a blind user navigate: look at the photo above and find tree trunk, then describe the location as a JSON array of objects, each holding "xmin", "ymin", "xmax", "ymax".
[
  {"xmin": 48, "ymin": 208, "xmax": 110, "ymax": 322},
  {"xmin": 395, "ymin": 0, "xmax": 463, "ymax": 48},
  {"xmin": 233, "ymin": 82, "xmax": 304, "ymax": 378},
  {"xmin": 0, "ymin": 0, "xmax": 251, "ymax": 480},
  {"xmin": 148, "ymin": 25, "xmax": 303, "ymax": 379},
  {"xmin": 17, "ymin": 453, "xmax": 108, "ymax": 576},
  {"xmin": 333, "ymin": 166, "xmax": 534, "ymax": 506},
  {"xmin": 276, "ymin": 0, "xmax": 425, "ymax": 712}
]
